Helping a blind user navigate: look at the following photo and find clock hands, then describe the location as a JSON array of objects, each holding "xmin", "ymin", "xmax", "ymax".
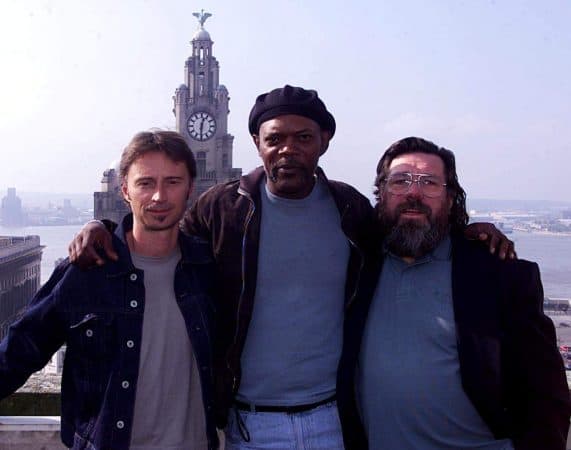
[
  {"xmin": 187, "ymin": 112, "xmax": 215, "ymax": 140},
  {"xmin": 200, "ymin": 117, "xmax": 207, "ymax": 138}
]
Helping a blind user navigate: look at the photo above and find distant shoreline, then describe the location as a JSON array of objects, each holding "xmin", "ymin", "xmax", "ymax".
[{"xmin": 513, "ymin": 229, "xmax": 571, "ymax": 237}]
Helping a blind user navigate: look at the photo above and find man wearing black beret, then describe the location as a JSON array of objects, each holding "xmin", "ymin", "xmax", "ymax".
[
  {"xmin": 69, "ymin": 85, "xmax": 513, "ymax": 449},
  {"xmin": 187, "ymin": 85, "xmax": 370, "ymax": 449}
]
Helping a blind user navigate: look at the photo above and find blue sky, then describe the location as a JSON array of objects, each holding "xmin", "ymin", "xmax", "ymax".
[{"xmin": 1, "ymin": 0, "xmax": 570, "ymax": 202}]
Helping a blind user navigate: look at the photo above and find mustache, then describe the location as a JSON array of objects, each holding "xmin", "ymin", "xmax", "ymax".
[
  {"xmin": 269, "ymin": 160, "xmax": 307, "ymax": 181},
  {"xmin": 395, "ymin": 199, "xmax": 431, "ymax": 216},
  {"xmin": 145, "ymin": 203, "xmax": 173, "ymax": 212}
]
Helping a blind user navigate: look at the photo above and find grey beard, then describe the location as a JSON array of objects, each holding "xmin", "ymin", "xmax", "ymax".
[
  {"xmin": 377, "ymin": 196, "xmax": 450, "ymax": 259},
  {"xmin": 383, "ymin": 219, "xmax": 447, "ymax": 258}
]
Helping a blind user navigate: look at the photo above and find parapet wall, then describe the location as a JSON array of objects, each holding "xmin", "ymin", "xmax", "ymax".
[
  {"xmin": 0, "ymin": 416, "xmax": 65, "ymax": 450},
  {"xmin": 0, "ymin": 392, "xmax": 60, "ymax": 416}
]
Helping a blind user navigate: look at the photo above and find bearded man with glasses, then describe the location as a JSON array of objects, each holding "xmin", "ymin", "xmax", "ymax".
[{"xmin": 338, "ymin": 137, "xmax": 571, "ymax": 450}]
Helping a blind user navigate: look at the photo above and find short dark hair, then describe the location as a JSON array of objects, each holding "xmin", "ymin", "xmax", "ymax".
[
  {"xmin": 374, "ymin": 137, "xmax": 469, "ymax": 232},
  {"xmin": 119, "ymin": 130, "xmax": 196, "ymax": 181}
]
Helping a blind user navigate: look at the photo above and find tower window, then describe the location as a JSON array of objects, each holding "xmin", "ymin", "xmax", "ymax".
[
  {"xmin": 197, "ymin": 151, "xmax": 206, "ymax": 176},
  {"xmin": 222, "ymin": 153, "xmax": 228, "ymax": 168},
  {"xmin": 198, "ymin": 73, "xmax": 205, "ymax": 95}
]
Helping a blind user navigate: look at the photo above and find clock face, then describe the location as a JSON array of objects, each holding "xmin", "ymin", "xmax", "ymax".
[{"xmin": 187, "ymin": 111, "xmax": 216, "ymax": 141}]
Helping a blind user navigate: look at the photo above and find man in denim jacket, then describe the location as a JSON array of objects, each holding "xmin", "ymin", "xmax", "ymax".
[{"xmin": 0, "ymin": 130, "xmax": 218, "ymax": 449}]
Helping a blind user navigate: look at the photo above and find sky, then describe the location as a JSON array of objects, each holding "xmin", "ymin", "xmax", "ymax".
[{"xmin": 1, "ymin": 0, "xmax": 570, "ymax": 203}]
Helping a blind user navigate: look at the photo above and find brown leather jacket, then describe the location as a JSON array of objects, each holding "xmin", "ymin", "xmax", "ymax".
[{"xmin": 183, "ymin": 166, "xmax": 374, "ymax": 427}]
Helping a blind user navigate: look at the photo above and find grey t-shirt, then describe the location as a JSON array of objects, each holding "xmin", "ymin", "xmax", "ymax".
[
  {"xmin": 129, "ymin": 248, "xmax": 207, "ymax": 450},
  {"xmin": 237, "ymin": 178, "xmax": 350, "ymax": 405}
]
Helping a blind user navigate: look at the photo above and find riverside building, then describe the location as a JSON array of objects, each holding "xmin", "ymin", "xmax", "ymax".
[{"xmin": 0, "ymin": 235, "xmax": 43, "ymax": 339}]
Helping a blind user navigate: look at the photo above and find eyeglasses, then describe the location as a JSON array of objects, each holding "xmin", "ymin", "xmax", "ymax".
[{"xmin": 383, "ymin": 172, "xmax": 447, "ymax": 198}]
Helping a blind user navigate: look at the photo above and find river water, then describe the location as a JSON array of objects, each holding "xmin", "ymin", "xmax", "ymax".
[
  {"xmin": 511, "ymin": 231, "xmax": 571, "ymax": 299},
  {"xmin": 0, "ymin": 226, "xmax": 570, "ymax": 298}
]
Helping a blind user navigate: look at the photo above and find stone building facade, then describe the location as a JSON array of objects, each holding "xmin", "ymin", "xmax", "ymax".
[
  {"xmin": 93, "ymin": 167, "xmax": 130, "ymax": 224},
  {"xmin": 0, "ymin": 235, "xmax": 43, "ymax": 339}
]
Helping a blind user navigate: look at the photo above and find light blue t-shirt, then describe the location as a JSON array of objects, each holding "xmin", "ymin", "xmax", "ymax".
[
  {"xmin": 357, "ymin": 237, "xmax": 513, "ymax": 450},
  {"xmin": 237, "ymin": 178, "xmax": 349, "ymax": 405}
]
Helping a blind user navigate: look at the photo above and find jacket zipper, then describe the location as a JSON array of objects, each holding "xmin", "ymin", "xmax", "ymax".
[
  {"xmin": 346, "ymin": 237, "xmax": 364, "ymax": 310},
  {"xmin": 341, "ymin": 203, "xmax": 365, "ymax": 310},
  {"xmin": 229, "ymin": 187, "xmax": 256, "ymax": 393}
]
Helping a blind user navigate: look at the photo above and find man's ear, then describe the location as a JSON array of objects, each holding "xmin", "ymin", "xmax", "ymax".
[
  {"xmin": 252, "ymin": 134, "xmax": 261, "ymax": 154},
  {"xmin": 121, "ymin": 182, "xmax": 131, "ymax": 204},
  {"xmin": 319, "ymin": 131, "xmax": 332, "ymax": 156}
]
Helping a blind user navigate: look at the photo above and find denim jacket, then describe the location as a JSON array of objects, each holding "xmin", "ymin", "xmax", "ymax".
[{"xmin": 0, "ymin": 214, "xmax": 218, "ymax": 449}]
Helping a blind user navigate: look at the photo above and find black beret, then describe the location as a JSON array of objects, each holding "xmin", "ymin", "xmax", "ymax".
[{"xmin": 248, "ymin": 85, "xmax": 336, "ymax": 137}]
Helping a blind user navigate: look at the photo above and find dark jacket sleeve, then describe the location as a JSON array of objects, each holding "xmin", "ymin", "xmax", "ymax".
[
  {"xmin": 0, "ymin": 262, "xmax": 69, "ymax": 398},
  {"xmin": 182, "ymin": 190, "xmax": 216, "ymax": 241},
  {"xmin": 504, "ymin": 261, "xmax": 571, "ymax": 450},
  {"xmin": 183, "ymin": 205, "xmax": 208, "ymax": 240}
]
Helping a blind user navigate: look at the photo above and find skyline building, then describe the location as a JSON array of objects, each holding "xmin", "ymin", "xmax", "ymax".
[
  {"xmin": 1, "ymin": 188, "xmax": 25, "ymax": 227},
  {"xmin": 94, "ymin": 9, "xmax": 241, "ymax": 220},
  {"xmin": 93, "ymin": 167, "xmax": 130, "ymax": 224}
]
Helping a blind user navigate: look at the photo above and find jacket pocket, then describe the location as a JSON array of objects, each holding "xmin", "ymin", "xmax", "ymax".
[
  {"xmin": 66, "ymin": 313, "xmax": 118, "ymax": 399},
  {"xmin": 68, "ymin": 313, "xmax": 116, "ymax": 356}
]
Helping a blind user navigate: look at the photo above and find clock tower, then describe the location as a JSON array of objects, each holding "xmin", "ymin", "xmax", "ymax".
[
  {"xmin": 174, "ymin": 10, "xmax": 241, "ymax": 201},
  {"xmin": 94, "ymin": 10, "xmax": 240, "ymax": 220}
]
